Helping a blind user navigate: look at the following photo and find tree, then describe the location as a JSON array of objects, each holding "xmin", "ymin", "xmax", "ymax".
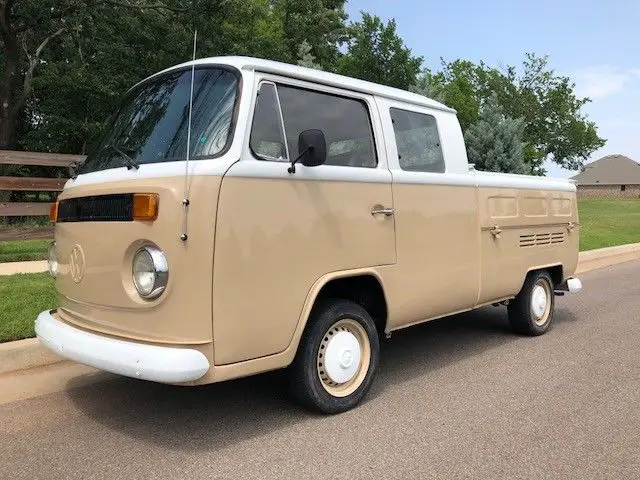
[
  {"xmin": 427, "ymin": 54, "xmax": 606, "ymax": 174},
  {"xmin": 7, "ymin": 0, "xmax": 292, "ymax": 154},
  {"xmin": 0, "ymin": 0, "xmax": 193, "ymax": 151},
  {"xmin": 424, "ymin": 59, "xmax": 484, "ymax": 131},
  {"xmin": 2, "ymin": 0, "xmax": 353, "ymax": 153},
  {"xmin": 410, "ymin": 71, "xmax": 445, "ymax": 103},
  {"xmin": 505, "ymin": 54, "xmax": 605, "ymax": 173},
  {"xmin": 297, "ymin": 40, "xmax": 322, "ymax": 69},
  {"xmin": 338, "ymin": 12, "xmax": 422, "ymax": 90},
  {"xmin": 190, "ymin": 0, "xmax": 287, "ymax": 61},
  {"xmin": 271, "ymin": 0, "xmax": 347, "ymax": 70},
  {"xmin": 23, "ymin": 2, "xmax": 197, "ymax": 154},
  {"xmin": 0, "ymin": 0, "xmax": 68, "ymax": 149},
  {"xmin": 464, "ymin": 95, "xmax": 528, "ymax": 175}
]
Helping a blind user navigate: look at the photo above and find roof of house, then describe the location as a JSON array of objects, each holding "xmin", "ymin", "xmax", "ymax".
[
  {"xmin": 570, "ymin": 154, "xmax": 640, "ymax": 185},
  {"xmin": 133, "ymin": 55, "xmax": 456, "ymax": 114}
]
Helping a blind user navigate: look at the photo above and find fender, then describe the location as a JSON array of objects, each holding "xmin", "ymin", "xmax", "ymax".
[
  {"xmin": 289, "ymin": 266, "xmax": 390, "ymax": 345},
  {"xmin": 519, "ymin": 262, "xmax": 564, "ymax": 293},
  {"xmin": 211, "ymin": 267, "xmax": 388, "ymax": 382}
]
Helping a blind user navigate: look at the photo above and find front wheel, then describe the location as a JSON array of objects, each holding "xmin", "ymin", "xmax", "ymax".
[
  {"xmin": 289, "ymin": 299, "xmax": 380, "ymax": 414},
  {"xmin": 508, "ymin": 270, "xmax": 555, "ymax": 336}
]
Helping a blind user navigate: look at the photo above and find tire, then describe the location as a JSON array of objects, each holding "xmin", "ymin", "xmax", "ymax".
[
  {"xmin": 508, "ymin": 270, "xmax": 555, "ymax": 336},
  {"xmin": 289, "ymin": 299, "xmax": 380, "ymax": 414}
]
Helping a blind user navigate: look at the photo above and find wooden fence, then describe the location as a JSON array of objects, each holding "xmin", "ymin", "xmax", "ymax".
[{"xmin": 0, "ymin": 150, "xmax": 86, "ymax": 241}]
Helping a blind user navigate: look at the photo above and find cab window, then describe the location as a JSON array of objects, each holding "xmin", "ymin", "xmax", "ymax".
[
  {"xmin": 390, "ymin": 107, "xmax": 445, "ymax": 173},
  {"xmin": 250, "ymin": 82, "xmax": 377, "ymax": 168}
]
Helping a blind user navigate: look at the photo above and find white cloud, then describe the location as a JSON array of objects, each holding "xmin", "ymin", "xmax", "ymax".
[{"xmin": 572, "ymin": 66, "xmax": 636, "ymax": 100}]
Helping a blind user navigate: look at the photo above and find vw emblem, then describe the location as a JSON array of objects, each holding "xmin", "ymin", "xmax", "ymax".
[{"xmin": 69, "ymin": 245, "xmax": 86, "ymax": 283}]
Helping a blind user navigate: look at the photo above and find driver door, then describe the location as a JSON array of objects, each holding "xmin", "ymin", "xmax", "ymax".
[{"xmin": 212, "ymin": 77, "xmax": 396, "ymax": 365}]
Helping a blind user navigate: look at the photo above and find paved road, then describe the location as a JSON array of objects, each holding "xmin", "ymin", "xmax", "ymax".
[{"xmin": 1, "ymin": 261, "xmax": 639, "ymax": 480}]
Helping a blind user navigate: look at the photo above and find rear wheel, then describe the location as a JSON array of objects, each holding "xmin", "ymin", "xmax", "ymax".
[
  {"xmin": 508, "ymin": 270, "xmax": 555, "ymax": 336},
  {"xmin": 289, "ymin": 299, "xmax": 380, "ymax": 414}
]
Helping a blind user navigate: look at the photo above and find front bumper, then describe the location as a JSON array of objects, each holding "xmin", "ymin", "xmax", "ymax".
[{"xmin": 35, "ymin": 310, "xmax": 210, "ymax": 383}]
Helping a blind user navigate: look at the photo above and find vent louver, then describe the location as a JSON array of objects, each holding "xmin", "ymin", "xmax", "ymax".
[{"xmin": 519, "ymin": 231, "xmax": 565, "ymax": 247}]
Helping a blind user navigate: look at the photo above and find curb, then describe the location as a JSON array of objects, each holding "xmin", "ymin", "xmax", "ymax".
[
  {"xmin": 0, "ymin": 337, "xmax": 64, "ymax": 376},
  {"xmin": 2, "ymin": 242, "xmax": 640, "ymax": 377},
  {"xmin": 575, "ymin": 242, "xmax": 640, "ymax": 274},
  {"xmin": 0, "ymin": 260, "xmax": 48, "ymax": 276}
]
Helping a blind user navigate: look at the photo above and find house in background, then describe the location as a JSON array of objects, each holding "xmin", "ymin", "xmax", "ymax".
[{"xmin": 570, "ymin": 154, "xmax": 640, "ymax": 197}]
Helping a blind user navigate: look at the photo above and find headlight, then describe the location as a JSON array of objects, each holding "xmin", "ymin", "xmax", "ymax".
[
  {"xmin": 132, "ymin": 245, "xmax": 168, "ymax": 299},
  {"xmin": 47, "ymin": 242, "xmax": 58, "ymax": 278}
]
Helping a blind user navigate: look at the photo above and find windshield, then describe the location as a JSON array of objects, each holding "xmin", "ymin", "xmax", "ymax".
[{"xmin": 79, "ymin": 66, "xmax": 239, "ymax": 174}]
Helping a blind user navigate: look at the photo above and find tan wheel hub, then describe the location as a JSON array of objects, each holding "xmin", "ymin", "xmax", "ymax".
[
  {"xmin": 317, "ymin": 318, "xmax": 371, "ymax": 397},
  {"xmin": 531, "ymin": 279, "xmax": 552, "ymax": 326}
]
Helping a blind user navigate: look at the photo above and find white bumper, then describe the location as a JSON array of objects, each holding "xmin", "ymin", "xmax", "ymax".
[
  {"xmin": 566, "ymin": 277, "xmax": 582, "ymax": 293},
  {"xmin": 555, "ymin": 277, "xmax": 583, "ymax": 294},
  {"xmin": 35, "ymin": 310, "xmax": 210, "ymax": 383}
]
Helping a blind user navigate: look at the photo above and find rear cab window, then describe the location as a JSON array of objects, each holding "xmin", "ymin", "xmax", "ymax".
[
  {"xmin": 390, "ymin": 107, "xmax": 445, "ymax": 173},
  {"xmin": 250, "ymin": 81, "xmax": 378, "ymax": 168}
]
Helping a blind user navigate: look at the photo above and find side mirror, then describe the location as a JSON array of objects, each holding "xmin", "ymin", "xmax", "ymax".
[
  {"xmin": 299, "ymin": 129, "xmax": 326, "ymax": 167},
  {"xmin": 288, "ymin": 129, "xmax": 327, "ymax": 173}
]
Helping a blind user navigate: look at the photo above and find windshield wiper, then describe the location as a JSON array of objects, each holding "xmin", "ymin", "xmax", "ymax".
[{"xmin": 104, "ymin": 144, "xmax": 139, "ymax": 170}]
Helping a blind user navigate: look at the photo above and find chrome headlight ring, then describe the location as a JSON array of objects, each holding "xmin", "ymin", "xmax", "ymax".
[{"xmin": 132, "ymin": 245, "xmax": 168, "ymax": 299}]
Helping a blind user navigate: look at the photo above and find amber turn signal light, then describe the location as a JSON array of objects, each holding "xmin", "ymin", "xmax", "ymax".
[
  {"xmin": 49, "ymin": 202, "xmax": 59, "ymax": 223},
  {"xmin": 133, "ymin": 193, "xmax": 159, "ymax": 221}
]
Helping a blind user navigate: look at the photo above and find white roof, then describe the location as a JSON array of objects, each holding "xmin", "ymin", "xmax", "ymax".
[{"xmin": 142, "ymin": 55, "xmax": 457, "ymax": 114}]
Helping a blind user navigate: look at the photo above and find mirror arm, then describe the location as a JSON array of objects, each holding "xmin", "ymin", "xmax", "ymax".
[{"xmin": 287, "ymin": 146, "xmax": 313, "ymax": 174}]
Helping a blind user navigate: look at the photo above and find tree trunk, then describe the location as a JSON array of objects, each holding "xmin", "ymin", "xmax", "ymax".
[
  {"xmin": 0, "ymin": 115, "xmax": 16, "ymax": 150},
  {"xmin": 0, "ymin": 1, "xmax": 65, "ymax": 150},
  {"xmin": 0, "ymin": 0, "xmax": 18, "ymax": 150}
]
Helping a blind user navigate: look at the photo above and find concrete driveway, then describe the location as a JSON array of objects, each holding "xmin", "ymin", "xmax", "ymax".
[{"xmin": 1, "ymin": 261, "xmax": 638, "ymax": 479}]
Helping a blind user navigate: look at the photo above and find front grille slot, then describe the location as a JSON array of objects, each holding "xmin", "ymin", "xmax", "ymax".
[
  {"xmin": 58, "ymin": 194, "xmax": 134, "ymax": 222},
  {"xmin": 519, "ymin": 231, "xmax": 565, "ymax": 248}
]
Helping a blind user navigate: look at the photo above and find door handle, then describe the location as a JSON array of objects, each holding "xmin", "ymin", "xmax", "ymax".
[{"xmin": 371, "ymin": 206, "xmax": 394, "ymax": 217}]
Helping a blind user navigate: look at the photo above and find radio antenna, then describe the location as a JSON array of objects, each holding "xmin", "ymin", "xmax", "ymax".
[{"xmin": 180, "ymin": 29, "xmax": 197, "ymax": 242}]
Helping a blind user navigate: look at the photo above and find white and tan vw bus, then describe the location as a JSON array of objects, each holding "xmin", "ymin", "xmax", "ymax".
[{"xmin": 36, "ymin": 56, "xmax": 582, "ymax": 413}]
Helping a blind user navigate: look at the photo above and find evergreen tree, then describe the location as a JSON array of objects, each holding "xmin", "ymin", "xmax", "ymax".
[
  {"xmin": 464, "ymin": 95, "xmax": 528, "ymax": 174},
  {"xmin": 297, "ymin": 40, "xmax": 322, "ymax": 70}
]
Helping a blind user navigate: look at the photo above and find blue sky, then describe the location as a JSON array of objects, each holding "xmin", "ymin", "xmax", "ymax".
[{"xmin": 344, "ymin": 0, "xmax": 640, "ymax": 178}]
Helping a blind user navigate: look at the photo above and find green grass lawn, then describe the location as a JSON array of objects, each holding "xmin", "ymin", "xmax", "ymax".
[
  {"xmin": 0, "ymin": 239, "xmax": 50, "ymax": 263},
  {"xmin": 577, "ymin": 198, "xmax": 640, "ymax": 251},
  {"xmin": 0, "ymin": 273, "xmax": 56, "ymax": 343}
]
